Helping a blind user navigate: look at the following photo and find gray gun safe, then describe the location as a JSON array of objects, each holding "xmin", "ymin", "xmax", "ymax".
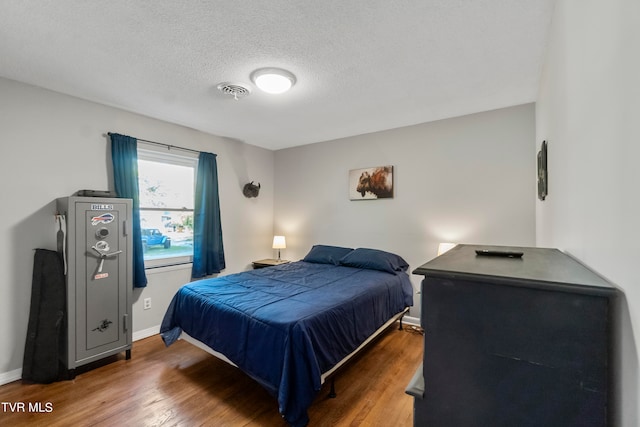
[{"xmin": 57, "ymin": 197, "xmax": 132, "ymax": 376}]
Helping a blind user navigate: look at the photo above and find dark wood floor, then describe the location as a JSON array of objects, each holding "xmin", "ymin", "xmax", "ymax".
[{"xmin": 0, "ymin": 323, "xmax": 423, "ymax": 426}]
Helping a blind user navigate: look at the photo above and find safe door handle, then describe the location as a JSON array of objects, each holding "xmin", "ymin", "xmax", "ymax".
[{"xmin": 90, "ymin": 247, "xmax": 123, "ymax": 272}]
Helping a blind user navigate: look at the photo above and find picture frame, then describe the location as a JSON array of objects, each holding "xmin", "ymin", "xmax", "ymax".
[
  {"xmin": 349, "ymin": 165, "xmax": 394, "ymax": 200},
  {"xmin": 537, "ymin": 140, "xmax": 548, "ymax": 201}
]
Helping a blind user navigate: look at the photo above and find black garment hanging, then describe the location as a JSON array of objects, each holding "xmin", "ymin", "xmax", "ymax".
[{"xmin": 22, "ymin": 249, "xmax": 66, "ymax": 383}]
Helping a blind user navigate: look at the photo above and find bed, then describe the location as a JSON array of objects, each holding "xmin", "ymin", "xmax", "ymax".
[{"xmin": 160, "ymin": 245, "xmax": 413, "ymax": 426}]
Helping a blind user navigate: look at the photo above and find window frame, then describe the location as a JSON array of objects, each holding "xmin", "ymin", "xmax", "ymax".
[{"xmin": 137, "ymin": 144, "xmax": 198, "ymax": 269}]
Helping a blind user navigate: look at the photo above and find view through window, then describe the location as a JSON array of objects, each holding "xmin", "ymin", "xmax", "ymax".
[{"xmin": 137, "ymin": 148, "xmax": 197, "ymax": 267}]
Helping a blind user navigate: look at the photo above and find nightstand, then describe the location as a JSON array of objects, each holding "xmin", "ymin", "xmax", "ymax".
[{"xmin": 252, "ymin": 259, "xmax": 290, "ymax": 269}]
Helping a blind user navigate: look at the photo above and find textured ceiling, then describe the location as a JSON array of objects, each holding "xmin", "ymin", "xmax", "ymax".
[{"xmin": 0, "ymin": 1, "xmax": 555, "ymax": 150}]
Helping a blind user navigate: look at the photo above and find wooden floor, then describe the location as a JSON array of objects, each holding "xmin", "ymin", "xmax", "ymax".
[{"xmin": 0, "ymin": 323, "xmax": 423, "ymax": 426}]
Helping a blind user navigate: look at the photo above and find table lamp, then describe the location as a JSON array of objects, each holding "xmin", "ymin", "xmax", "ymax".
[{"xmin": 273, "ymin": 236, "xmax": 286, "ymax": 261}]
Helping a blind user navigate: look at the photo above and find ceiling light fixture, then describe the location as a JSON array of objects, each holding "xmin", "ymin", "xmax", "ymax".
[{"xmin": 251, "ymin": 68, "xmax": 296, "ymax": 94}]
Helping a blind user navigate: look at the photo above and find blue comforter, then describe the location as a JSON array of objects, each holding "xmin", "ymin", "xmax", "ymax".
[{"xmin": 160, "ymin": 261, "xmax": 413, "ymax": 426}]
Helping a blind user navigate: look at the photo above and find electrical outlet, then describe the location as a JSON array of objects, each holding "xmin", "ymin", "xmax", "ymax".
[{"xmin": 143, "ymin": 297, "xmax": 151, "ymax": 310}]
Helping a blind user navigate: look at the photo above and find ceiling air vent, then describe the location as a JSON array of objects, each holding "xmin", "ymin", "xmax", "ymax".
[{"xmin": 216, "ymin": 82, "xmax": 251, "ymax": 100}]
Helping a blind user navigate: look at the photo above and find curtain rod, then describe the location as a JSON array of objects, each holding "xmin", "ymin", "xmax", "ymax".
[{"xmin": 107, "ymin": 132, "xmax": 201, "ymax": 155}]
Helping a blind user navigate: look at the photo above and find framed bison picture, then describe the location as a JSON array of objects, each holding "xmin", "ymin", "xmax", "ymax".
[{"xmin": 349, "ymin": 165, "xmax": 394, "ymax": 200}]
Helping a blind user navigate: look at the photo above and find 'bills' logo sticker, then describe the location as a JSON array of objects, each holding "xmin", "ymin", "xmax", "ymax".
[{"xmin": 91, "ymin": 213, "xmax": 114, "ymax": 226}]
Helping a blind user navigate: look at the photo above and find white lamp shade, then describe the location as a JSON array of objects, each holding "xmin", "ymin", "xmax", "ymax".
[
  {"xmin": 251, "ymin": 68, "xmax": 296, "ymax": 94},
  {"xmin": 437, "ymin": 242, "xmax": 456, "ymax": 256},
  {"xmin": 272, "ymin": 235, "xmax": 286, "ymax": 249}
]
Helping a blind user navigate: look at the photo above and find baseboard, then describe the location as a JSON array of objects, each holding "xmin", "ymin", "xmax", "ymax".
[
  {"xmin": 402, "ymin": 315, "xmax": 420, "ymax": 326},
  {"xmin": 133, "ymin": 325, "xmax": 160, "ymax": 342},
  {"xmin": 0, "ymin": 368, "xmax": 21, "ymax": 386}
]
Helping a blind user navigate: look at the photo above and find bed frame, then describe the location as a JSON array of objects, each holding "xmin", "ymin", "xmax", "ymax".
[{"xmin": 179, "ymin": 307, "xmax": 410, "ymax": 397}]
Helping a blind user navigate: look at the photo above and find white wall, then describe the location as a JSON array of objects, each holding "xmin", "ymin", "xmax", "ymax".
[
  {"xmin": 274, "ymin": 104, "xmax": 536, "ymax": 320},
  {"xmin": 0, "ymin": 77, "xmax": 275, "ymax": 381},
  {"xmin": 536, "ymin": 0, "xmax": 640, "ymax": 425}
]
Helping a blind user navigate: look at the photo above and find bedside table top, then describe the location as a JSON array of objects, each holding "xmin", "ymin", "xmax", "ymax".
[{"xmin": 252, "ymin": 258, "xmax": 290, "ymax": 267}]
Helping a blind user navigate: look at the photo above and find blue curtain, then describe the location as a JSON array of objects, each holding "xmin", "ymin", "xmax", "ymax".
[
  {"xmin": 192, "ymin": 152, "xmax": 225, "ymax": 278},
  {"xmin": 110, "ymin": 133, "xmax": 148, "ymax": 288}
]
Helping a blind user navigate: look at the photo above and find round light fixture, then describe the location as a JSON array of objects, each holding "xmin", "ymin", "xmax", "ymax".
[{"xmin": 251, "ymin": 68, "xmax": 296, "ymax": 94}]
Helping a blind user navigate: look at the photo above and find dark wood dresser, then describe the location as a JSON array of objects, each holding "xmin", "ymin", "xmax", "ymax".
[{"xmin": 408, "ymin": 244, "xmax": 617, "ymax": 427}]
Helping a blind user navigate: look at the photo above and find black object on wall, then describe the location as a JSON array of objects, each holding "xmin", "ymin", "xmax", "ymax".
[
  {"xmin": 243, "ymin": 181, "xmax": 261, "ymax": 198},
  {"xmin": 537, "ymin": 140, "xmax": 548, "ymax": 200},
  {"xmin": 409, "ymin": 244, "xmax": 617, "ymax": 427}
]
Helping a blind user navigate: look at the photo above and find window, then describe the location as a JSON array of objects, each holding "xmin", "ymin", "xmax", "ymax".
[{"xmin": 137, "ymin": 146, "xmax": 198, "ymax": 268}]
